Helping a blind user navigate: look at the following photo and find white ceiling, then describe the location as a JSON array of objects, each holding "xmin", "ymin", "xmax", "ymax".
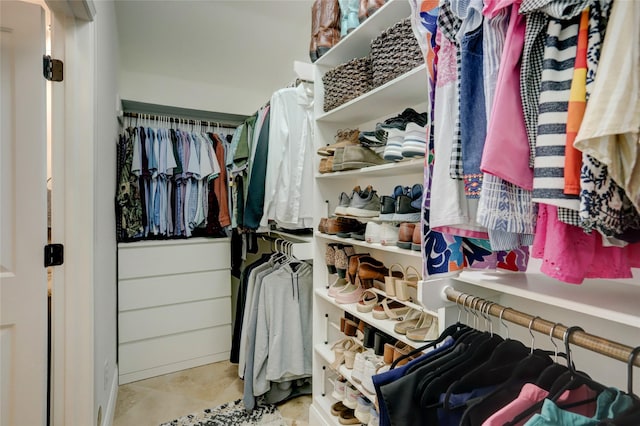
[{"xmin": 115, "ymin": 0, "xmax": 314, "ymax": 113}]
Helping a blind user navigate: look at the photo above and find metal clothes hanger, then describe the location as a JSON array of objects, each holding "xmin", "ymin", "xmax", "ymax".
[{"xmin": 528, "ymin": 316, "xmax": 540, "ymax": 354}]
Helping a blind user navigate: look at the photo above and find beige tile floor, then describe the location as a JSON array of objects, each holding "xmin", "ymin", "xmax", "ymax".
[{"xmin": 113, "ymin": 361, "xmax": 311, "ymax": 426}]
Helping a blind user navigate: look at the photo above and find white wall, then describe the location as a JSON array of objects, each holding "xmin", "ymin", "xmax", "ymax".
[
  {"xmin": 93, "ymin": 1, "xmax": 119, "ymax": 424},
  {"xmin": 119, "ymin": 70, "xmax": 269, "ymax": 116}
]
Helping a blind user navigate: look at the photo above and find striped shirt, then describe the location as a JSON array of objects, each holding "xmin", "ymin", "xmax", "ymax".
[{"xmin": 531, "ymin": 15, "xmax": 581, "ymax": 209}]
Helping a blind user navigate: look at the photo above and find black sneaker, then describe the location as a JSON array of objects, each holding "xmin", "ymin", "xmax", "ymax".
[
  {"xmin": 393, "ymin": 184, "xmax": 423, "ymax": 222},
  {"xmin": 375, "ymin": 108, "xmax": 428, "ymax": 141},
  {"xmin": 379, "ymin": 185, "xmax": 406, "ymax": 221}
]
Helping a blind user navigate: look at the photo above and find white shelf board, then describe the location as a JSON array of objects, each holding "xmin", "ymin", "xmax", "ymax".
[
  {"xmin": 315, "ymin": 288, "xmax": 438, "ymax": 346},
  {"xmin": 449, "ymin": 271, "xmax": 640, "ymax": 328},
  {"xmin": 315, "ymin": 343, "xmax": 377, "ymax": 401},
  {"xmin": 315, "ymin": 157, "xmax": 424, "ymax": 179},
  {"xmin": 317, "ymin": 65, "xmax": 428, "ymax": 124},
  {"xmin": 315, "ymin": 0, "xmax": 412, "ymax": 67},
  {"xmin": 311, "ymin": 395, "xmax": 340, "ymax": 426},
  {"xmin": 264, "ymin": 230, "xmax": 314, "ymax": 260},
  {"xmin": 315, "ymin": 232, "xmax": 422, "ymax": 258}
]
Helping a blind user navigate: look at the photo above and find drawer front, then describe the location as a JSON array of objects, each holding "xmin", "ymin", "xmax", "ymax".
[
  {"xmin": 118, "ymin": 270, "xmax": 230, "ymax": 311},
  {"xmin": 119, "ymin": 298, "xmax": 231, "ymax": 343},
  {"xmin": 118, "ymin": 325, "xmax": 232, "ymax": 375},
  {"xmin": 118, "ymin": 240, "xmax": 230, "ymax": 279}
]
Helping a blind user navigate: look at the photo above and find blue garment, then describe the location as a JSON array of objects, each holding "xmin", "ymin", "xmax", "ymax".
[
  {"xmin": 373, "ymin": 337, "xmax": 455, "ymax": 426},
  {"xmin": 459, "ymin": 23, "xmax": 487, "ymax": 199},
  {"xmin": 524, "ymin": 388, "xmax": 635, "ymax": 426},
  {"xmin": 437, "ymin": 385, "xmax": 496, "ymax": 426}
]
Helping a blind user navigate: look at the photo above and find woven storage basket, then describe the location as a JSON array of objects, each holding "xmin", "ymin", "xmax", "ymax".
[
  {"xmin": 322, "ymin": 56, "xmax": 373, "ymax": 112},
  {"xmin": 370, "ymin": 18, "xmax": 423, "ymax": 88}
]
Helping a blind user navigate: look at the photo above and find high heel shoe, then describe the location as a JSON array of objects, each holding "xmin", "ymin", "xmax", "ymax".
[
  {"xmin": 393, "ymin": 308, "xmax": 422, "ymax": 334},
  {"xmin": 406, "ymin": 312, "xmax": 439, "ymax": 342},
  {"xmin": 384, "ymin": 263, "xmax": 404, "ymax": 297},
  {"xmin": 334, "ymin": 244, "xmax": 356, "ymax": 278},
  {"xmin": 395, "ymin": 265, "xmax": 421, "ymax": 302},
  {"xmin": 325, "ymin": 243, "xmax": 339, "ymax": 274}
]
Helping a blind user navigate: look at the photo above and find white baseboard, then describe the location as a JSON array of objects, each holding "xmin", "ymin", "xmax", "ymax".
[{"xmin": 104, "ymin": 365, "xmax": 119, "ymax": 426}]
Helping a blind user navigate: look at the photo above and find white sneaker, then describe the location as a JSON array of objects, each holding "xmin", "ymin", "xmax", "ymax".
[
  {"xmin": 355, "ymin": 396, "xmax": 373, "ymax": 423},
  {"xmin": 343, "ymin": 384, "xmax": 360, "ymax": 409},
  {"xmin": 351, "ymin": 351, "xmax": 367, "ymax": 384},
  {"xmin": 365, "ymin": 222, "xmax": 381, "ymax": 244},
  {"xmin": 379, "ymin": 223, "xmax": 399, "ymax": 246},
  {"xmin": 332, "ymin": 376, "xmax": 347, "ymax": 400},
  {"xmin": 361, "ymin": 355, "xmax": 385, "ymax": 395}
]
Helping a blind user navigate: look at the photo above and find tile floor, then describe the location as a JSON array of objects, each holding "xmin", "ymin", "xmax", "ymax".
[{"xmin": 113, "ymin": 361, "xmax": 312, "ymax": 426}]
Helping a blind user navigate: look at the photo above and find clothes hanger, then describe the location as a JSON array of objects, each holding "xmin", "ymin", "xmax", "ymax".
[
  {"xmin": 505, "ymin": 326, "xmax": 604, "ymax": 426},
  {"xmin": 443, "ymin": 314, "xmax": 535, "ymax": 408},
  {"xmin": 389, "ymin": 293, "xmax": 470, "ymax": 370}
]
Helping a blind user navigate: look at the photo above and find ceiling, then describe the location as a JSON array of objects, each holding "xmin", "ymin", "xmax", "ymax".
[{"xmin": 115, "ymin": 0, "xmax": 314, "ymax": 113}]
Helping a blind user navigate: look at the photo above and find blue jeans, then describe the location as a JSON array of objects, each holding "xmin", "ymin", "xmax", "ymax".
[{"xmin": 460, "ymin": 24, "xmax": 487, "ymax": 198}]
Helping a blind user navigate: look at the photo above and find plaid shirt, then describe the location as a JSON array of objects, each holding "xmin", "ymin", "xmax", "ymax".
[{"xmin": 437, "ymin": 0, "xmax": 464, "ymax": 179}]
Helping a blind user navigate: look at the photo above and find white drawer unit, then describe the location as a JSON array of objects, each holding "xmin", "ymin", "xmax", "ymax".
[{"xmin": 117, "ymin": 238, "xmax": 232, "ymax": 384}]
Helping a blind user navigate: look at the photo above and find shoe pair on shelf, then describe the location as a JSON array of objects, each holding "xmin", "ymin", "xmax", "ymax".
[
  {"xmin": 328, "ymin": 254, "xmax": 397, "ymax": 304},
  {"xmin": 370, "ymin": 108, "xmax": 428, "ymax": 161},
  {"xmin": 331, "ymin": 378, "xmax": 378, "ymax": 425},
  {"xmin": 318, "ymin": 216, "xmax": 366, "ymax": 237},
  {"xmin": 364, "ymin": 222, "xmax": 399, "ymax": 246},
  {"xmin": 383, "ymin": 264, "xmax": 421, "ymax": 302},
  {"xmin": 379, "ymin": 183, "xmax": 423, "ymax": 223},
  {"xmin": 393, "ymin": 309, "xmax": 439, "ymax": 342},
  {"xmin": 397, "ymin": 222, "xmax": 422, "ymax": 250},
  {"xmin": 335, "ymin": 185, "xmax": 381, "ymax": 218},
  {"xmin": 318, "ymin": 129, "xmax": 390, "ymax": 174}
]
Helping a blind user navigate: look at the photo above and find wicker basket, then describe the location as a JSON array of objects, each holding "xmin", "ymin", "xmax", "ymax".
[
  {"xmin": 322, "ymin": 56, "xmax": 373, "ymax": 112},
  {"xmin": 370, "ymin": 18, "xmax": 423, "ymax": 88}
]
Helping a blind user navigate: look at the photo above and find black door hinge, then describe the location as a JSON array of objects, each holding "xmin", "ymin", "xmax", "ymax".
[
  {"xmin": 43, "ymin": 55, "xmax": 63, "ymax": 82},
  {"xmin": 44, "ymin": 244, "xmax": 64, "ymax": 267}
]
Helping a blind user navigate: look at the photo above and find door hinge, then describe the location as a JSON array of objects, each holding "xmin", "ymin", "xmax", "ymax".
[
  {"xmin": 43, "ymin": 55, "xmax": 63, "ymax": 82},
  {"xmin": 44, "ymin": 244, "xmax": 64, "ymax": 267}
]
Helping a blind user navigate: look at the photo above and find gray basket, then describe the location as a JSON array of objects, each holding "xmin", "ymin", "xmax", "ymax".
[
  {"xmin": 370, "ymin": 18, "xmax": 423, "ymax": 88},
  {"xmin": 322, "ymin": 56, "xmax": 373, "ymax": 112}
]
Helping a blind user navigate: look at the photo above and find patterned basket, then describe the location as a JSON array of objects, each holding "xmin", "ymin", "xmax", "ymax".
[
  {"xmin": 370, "ymin": 18, "xmax": 423, "ymax": 88},
  {"xmin": 322, "ymin": 56, "xmax": 373, "ymax": 112}
]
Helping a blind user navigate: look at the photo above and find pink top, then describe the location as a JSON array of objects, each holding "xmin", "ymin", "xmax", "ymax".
[
  {"xmin": 480, "ymin": 0, "xmax": 534, "ymax": 190},
  {"xmin": 483, "ymin": 383, "xmax": 598, "ymax": 426},
  {"xmin": 532, "ymin": 204, "xmax": 635, "ymax": 284}
]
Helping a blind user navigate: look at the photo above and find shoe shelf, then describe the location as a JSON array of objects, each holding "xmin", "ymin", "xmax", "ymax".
[
  {"xmin": 316, "ymin": 64, "xmax": 428, "ymax": 125},
  {"xmin": 315, "ymin": 342, "xmax": 378, "ymax": 402},
  {"xmin": 314, "ymin": 0, "xmax": 412, "ymax": 68},
  {"xmin": 316, "ymin": 288, "xmax": 438, "ymax": 347},
  {"xmin": 315, "ymin": 231, "xmax": 423, "ymax": 259},
  {"xmin": 418, "ymin": 269, "xmax": 640, "ymax": 329},
  {"xmin": 315, "ymin": 158, "xmax": 424, "ymax": 179}
]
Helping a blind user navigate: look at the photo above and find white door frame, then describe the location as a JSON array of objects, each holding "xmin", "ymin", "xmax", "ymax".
[{"xmin": 49, "ymin": 7, "xmax": 96, "ymax": 426}]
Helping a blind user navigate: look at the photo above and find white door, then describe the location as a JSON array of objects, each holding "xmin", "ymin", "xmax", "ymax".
[{"xmin": 0, "ymin": 2, "xmax": 48, "ymax": 425}]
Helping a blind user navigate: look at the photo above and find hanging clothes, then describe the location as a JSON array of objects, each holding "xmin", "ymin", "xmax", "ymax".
[
  {"xmin": 116, "ymin": 120, "xmax": 235, "ymax": 242},
  {"xmin": 260, "ymin": 83, "xmax": 315, "ymax": 231},
  {"xmin": 236, "ymin": 249, "xmax": 313, "ymax": 410}
]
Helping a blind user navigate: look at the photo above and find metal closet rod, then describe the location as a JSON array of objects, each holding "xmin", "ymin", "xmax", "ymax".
[
  {"xmin": 122, "ymin": 111, "xmax": 238, "ymax": 129},
  {"xmin": 443, "ymin": 286, "xmax": 640, "ymax": 368}
]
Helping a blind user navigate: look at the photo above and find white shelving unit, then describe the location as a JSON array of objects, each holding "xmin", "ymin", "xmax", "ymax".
[{"xmin": 309, "ymin": 1, "xmax": 430, "ymax": 424}]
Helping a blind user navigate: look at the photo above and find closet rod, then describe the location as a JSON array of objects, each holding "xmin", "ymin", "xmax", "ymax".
[
  {"xmin": 122, "ymin": 111, "xmax": 238, "ymax": 129},
  {"xmin": 443, "ymin": 286, "xmax": 640, "ymax": 368}
]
